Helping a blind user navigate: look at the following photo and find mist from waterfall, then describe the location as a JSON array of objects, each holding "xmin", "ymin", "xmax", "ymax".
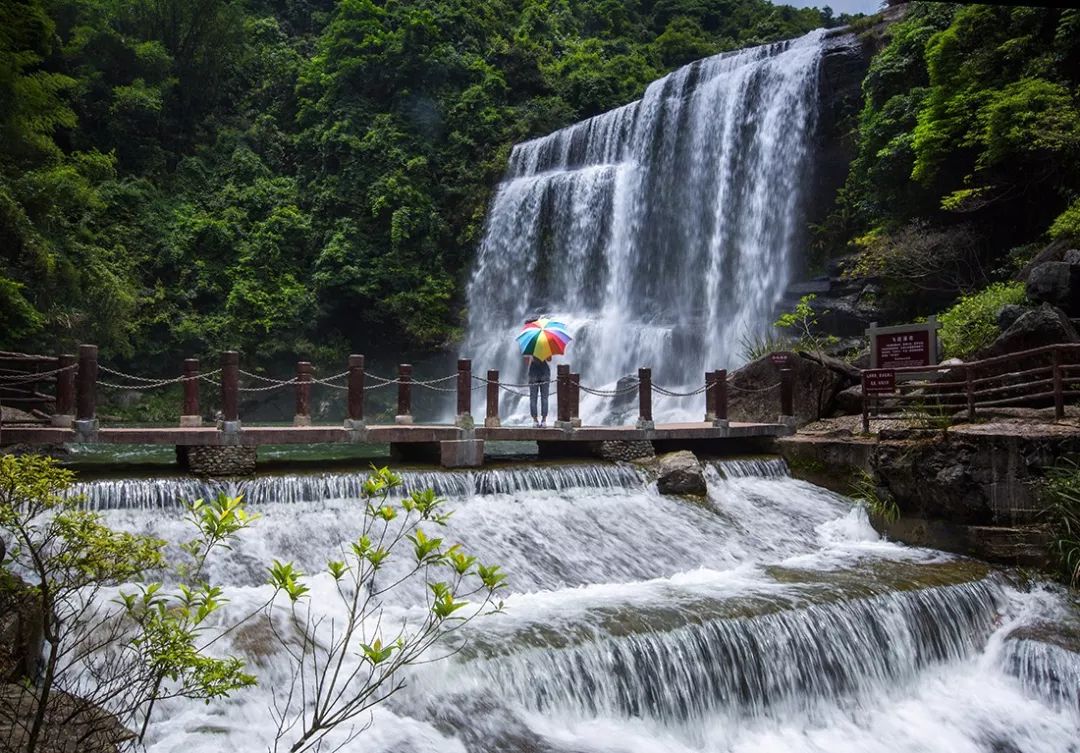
[{"xmin": 464, "ymin": 31, "xmax": 826, "ymax": 423}]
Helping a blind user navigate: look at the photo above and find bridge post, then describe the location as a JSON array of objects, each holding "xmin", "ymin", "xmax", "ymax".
[
  {"xmin": 52, "ymin": 354, "xmax": 76, "ymax": 428},
  {"xmin": 346, "ymin": 354, "xmax": 365, "ymax": 429},
  {"xmin": 1053, "ymin": 348, "xmax": 1065, "ymax": 421},
  {"xmin": 294, "ymin": 361, "xmax": 313, "ymax": 426},
  {"xmin": 75, "ymin": 344, "xmax": 99, "ymax": 437},
  {"xmin": 637, "ymin": 367, "xmax": 653, "ymax": 430},
  {"xmin": 704, "ymin": 370, "xmax": 716, "ymax": 422},
  {"xmin": 556, "ymin": 364, "xmax": 571, "ymax": 429},
  {"xmin": 569, "ymin": 372, "xmax": 581, "ymax": 427},
  {"xmin": 485, "ymin": 369, "xmax": 500, "ymax": 428},
  {"xmin": 715, "ymin": 369, "xmax": 729, "ymax": 428},
  {"xmin": 395, "ymin": 364, "xmax": 413, "ymax": 425},
  {"xmin": 221, "ymin": 351, "xmax": 240, "ymax": 433},
  {"xmin": 779, "ymin": 368, "xmax": 794, "ymax": 429},
  {"xmin": 456, "ymin": 358, "xmax": 473, "ymax": 429},
  {"xmin": 180, "ymin": 358, "xmax": 201, "ymax": 427}
]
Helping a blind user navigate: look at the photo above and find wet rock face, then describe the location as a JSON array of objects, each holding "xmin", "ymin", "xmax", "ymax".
[
  {"xmin": 656, "ymin": 451, "xmax": 706, "ymax": 496},
  {"xmin": 872, "ymin": 428, "xmax": 1080, "ymax": 526}
]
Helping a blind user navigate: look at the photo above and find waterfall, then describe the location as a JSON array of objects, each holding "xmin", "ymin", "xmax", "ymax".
[{"xmin": 464, "ymin": 31, "xmax": 828, "ymax": 423}]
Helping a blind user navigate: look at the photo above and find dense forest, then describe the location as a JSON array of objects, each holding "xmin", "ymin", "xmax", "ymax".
[
  {"xmin": 1, "ymin": 0, "xmax": 837, "ymax": 369},
  {"xmin": 819, "ymin": 3, "xmax": 1080, "ymax": 323}
]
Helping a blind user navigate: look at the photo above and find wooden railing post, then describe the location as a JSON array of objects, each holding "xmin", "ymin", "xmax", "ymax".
[
  {"xmin": 556, "ymin": 364, "xmax": 571, "ymax": 426},
  {"xmin": 716, "ymin": 369, "xmax": 728, "ymax": 425},
  {"xmin": 705, "ymin": 370, "xmax": 716, "ymax": 422},
  {"xmin": 965, "ymin": 365, "xmax": 976, "ymax": 422},
  {"xmin": 181, "ymin": 358, "xmax": 201, "ymax": 427},
  {"xmin": 395, "ymin": 364, "xmax": 413, "ymax": 425},
  {"xmin": 485, "ymin": 369, "xmax": 500, "ymax": 428},
  {"xmin": 294, "ymin": 361, "xmax": 313, "ymax": 426},
  {"xmin": 221, "ymin": 351, "xmax": 240, "ymax": 431},
  {"xmin": 456, "ymin": 358, "xmax": 472, "ymax": 428},
  {"xmin": 637, "ymin": 367, "xmax": 653, "ymax": 429},
  {"xmin": 861, "ymin": 375, "xmax": 870, "ymax": 435},
  {"xmin": 570, "ymin": 372, "xmax": 581, "ymax": 427},
  {"xmin": 75, "ymin": 344, "xmax": 98, "ymax": 435},
  {"xmin": 1053, "ymin": 348, "xmax": 1065, "ymax": 421},
  {"xmin": 780, "ymin": 368, "xmax": 794, "ymax": 420},
  {"xmin": 346, "ymin": 354, "xmax": 365, "ymax": 428},
  {"xmin": 53, "ymin": 354, "xmax": 76, "ymax": 428}
]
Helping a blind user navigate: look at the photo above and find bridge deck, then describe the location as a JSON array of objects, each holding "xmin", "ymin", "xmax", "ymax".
[{"xmin": 1, "ymin": 421, "xmax": 787, "ymax": 446}]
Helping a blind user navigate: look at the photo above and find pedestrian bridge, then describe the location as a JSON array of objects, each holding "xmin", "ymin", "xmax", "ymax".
[{"xmin": 1, "ymin": 346, "xmax": 796, "ymax": 469}]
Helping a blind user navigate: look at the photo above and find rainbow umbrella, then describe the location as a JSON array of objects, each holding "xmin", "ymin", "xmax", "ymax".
[{"xmin": 516, "ymin": 317, "xmax": 572, "ymax": 361}]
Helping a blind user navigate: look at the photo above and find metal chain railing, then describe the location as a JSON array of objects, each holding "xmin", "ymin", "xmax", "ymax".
[{"xmin": 0, "ymin": 364, "xmax": 77, "ymax": 384}]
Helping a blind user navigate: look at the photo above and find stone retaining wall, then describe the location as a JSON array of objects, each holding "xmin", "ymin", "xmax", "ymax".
[{"xmin": 179, "ymin": 445, "xmax": 257, "ymax": 476}]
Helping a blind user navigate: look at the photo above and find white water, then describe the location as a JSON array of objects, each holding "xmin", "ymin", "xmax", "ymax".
[
  {"xmin": 71, "ymin": 460, "xmax": 1080, "ymax": 753},
  {"xmin": 463, "ymin": 32, "xmax": 828, "ymax": 423}
]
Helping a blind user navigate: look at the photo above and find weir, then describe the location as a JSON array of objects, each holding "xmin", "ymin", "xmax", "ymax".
[{"xmin": 79, "ymin": 455, "xmax": 1080, "ymax": 752}]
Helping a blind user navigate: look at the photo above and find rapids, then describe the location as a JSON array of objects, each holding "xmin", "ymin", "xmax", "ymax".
[{"xmin": 73, "ymin": 459, "xmax": 1080, "ymax": 753}]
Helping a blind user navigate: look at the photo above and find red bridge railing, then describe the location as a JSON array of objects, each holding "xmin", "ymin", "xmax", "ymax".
[{"xmin": 0, "ymin": 345, "xmax": 801, "ymax": 436}]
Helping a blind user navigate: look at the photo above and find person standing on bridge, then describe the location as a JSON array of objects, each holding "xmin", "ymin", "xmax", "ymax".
[{"xmin": 516, "ymin": 315, "xmax": 572, "ymax": 428}]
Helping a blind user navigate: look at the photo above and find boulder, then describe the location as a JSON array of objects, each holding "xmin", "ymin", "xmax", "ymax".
[
  {"xmin": 1065, "ymin": 249, "xmax": 1080, "ymax": 265},
  {"xmin": 728, "ymin": 352, "xmax": 857, "ymax": 427},
  {"xmin": 609, "ymin": 375, "xmax": 640, "ymax": 424},
  {"xmin": 0, "ymin": 573, "xmax": 43, "ymax": 683},
  {"xmin": 0, "ymin": 684, "xmax": 135, "ymax": 753},
  {"xmin": 656, "ymin": 450, "xmax": 706, "ymax": 496},
  {"xmin": 1015, "ymin": 239, "xmax": 1070, "ymax": 282},
  {"xmin": 833, "ymin": 384, "xmax": 864, "ymax": 416},
  {"xmin": 979, "ymin": 303, "xmax": 1079, "ymax": 358},
  {"xmin": 1026, "ymin": 261, "xmax": 1080, "ymax": 316},
  {"xmin": 996, "ymin": 303, "xmax": 1029, "ymax": 331}
]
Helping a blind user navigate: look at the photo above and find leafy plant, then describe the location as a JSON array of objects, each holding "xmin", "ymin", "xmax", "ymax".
[
  {"xmin": 0, "ymin": 455, "xmax": 256, "ymax": 753},
  {"xmin": 774, "ymin": 294, "xmax": 839, "ymax": 355},
  {"xmin": 850, "ymin": 469, "xmax": 900, "ymax": 525},
  {"xmin": 263, "ymin": 465, "xmax": 506, "ymax": 753},
  {"xmin": 938, "ymin": 281, "xmax": 1026, "ymax": 359},
  {"xmin": 1038, "ymin": 459, "xmax": 1080, "ymax": 587},
  {"xmin": 739, "ymin": 328, "xmax": 795, "ymax": 362}
]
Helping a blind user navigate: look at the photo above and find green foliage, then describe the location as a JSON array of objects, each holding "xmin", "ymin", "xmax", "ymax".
[
  {"xmin": 850, "ymin": 469, "xmax": 899, "ymax": 524},
  {"xmin": 739, "ymin": 328, "xmax": 795, "ymax": 362},
  {"xmin": 938, "ymin": 281, "xmax": 1026, "ymax": 359},
  {"xmin": 823, "ymin": 3, "xmax": 1080, "ymax": 298},
  {"xmin": 1050, "ymin": 198, "xmax": 1080, "ymax": 241},
  {"xmin": 1038, "ymin": 459, "xmax": 1080, "ymax": 587},
  {"xmin": 773, "ymin": 294, "xmax": 838, "ymax": 354},
  {"xmin": 0, "ymin": 0, "xmax": 833, "ymax": 366},
  {"xmin": 0, "ymin": 455, "xmax": 255, "ymax": 752},
  {"xmin": 265, "ymin": 464, "xmax": 505, "ymax": 752}
]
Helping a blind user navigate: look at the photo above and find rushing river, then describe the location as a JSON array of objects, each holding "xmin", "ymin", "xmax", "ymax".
[{"xmin": 76, "ymin": 459, "xmax": 1080, "ymax": 752}]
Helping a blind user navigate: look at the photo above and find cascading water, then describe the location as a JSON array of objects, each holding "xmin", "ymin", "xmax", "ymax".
[
  {"xmin": 464, "ymin": 31, "xmax": 830, "ymax": 423},
  {"xmin": 72, "ymin": 459, "xmax": 1080, "ymax": 752}
]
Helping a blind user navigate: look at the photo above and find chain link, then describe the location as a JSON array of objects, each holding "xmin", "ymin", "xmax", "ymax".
[{"xmin": 0, "ymin": 364, "xmax": 76, "ymax": 383}]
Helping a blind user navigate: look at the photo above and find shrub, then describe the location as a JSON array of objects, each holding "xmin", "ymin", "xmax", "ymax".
[
  {"xmin": 1049, "ymin": 198, "xmax": 1080, "ymax": 241},
  {"xmin": 1038, "ymin": 459, "xmax": 1080, "ymax": 587},
  {"xmin": 938, "ymin": 281, "xmax": 1026, "ymax": 359}
]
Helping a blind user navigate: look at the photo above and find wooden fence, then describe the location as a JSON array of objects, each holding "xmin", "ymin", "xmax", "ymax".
[{"xmin": 861, "ymin": 343, "xmax": 1080, "ymax": 431}]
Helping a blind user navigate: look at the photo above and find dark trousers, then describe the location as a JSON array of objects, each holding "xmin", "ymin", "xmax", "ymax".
[{"xmin": 528, "ymin": 360, "xmax": 550, "ymax": 419}]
